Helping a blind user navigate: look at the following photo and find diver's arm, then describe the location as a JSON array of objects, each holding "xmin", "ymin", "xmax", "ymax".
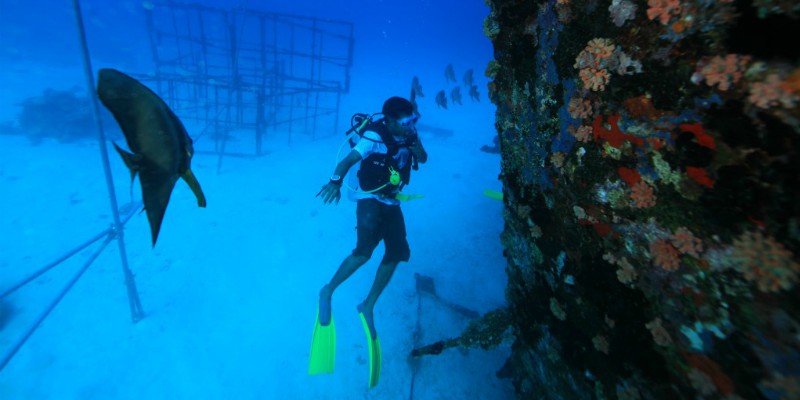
[
  {"xmin": 317, "ymin": 150, "xmax": 362, "ymax": 205},
  {"xmin": 334, "ymin": 149, "xmax": 363, "ymax": 177},
  {"xmin": 410, "ymin": 139, "xmax": 427, "ymax": 164}
]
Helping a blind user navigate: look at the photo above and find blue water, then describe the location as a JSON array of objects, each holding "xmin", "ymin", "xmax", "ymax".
[{"xmin": 0, "ymin": 1, "xmax": 511, "ymax": 398}]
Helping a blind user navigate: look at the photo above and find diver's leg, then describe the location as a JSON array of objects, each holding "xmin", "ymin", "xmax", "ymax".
[
  {"xmin": 321, "ymin": 254, "xmax": 370, "ymax": 297},
  {"xmin": 319, "ymin": 199, "xmax": 381, "ymax": 324},
  {"xmin": 318, "ymin": 254, "xmax": 368, "ymax": 325},
  {"xmin": 325, "ymin": 199, "xmax": 382, "ymax": 294},
  {"xmin": 359, "ymin": 203, "xmax": 409, "ymax": 338},
  {"xmin": 359, "ymin": 260, "xmax": 399, "ymax": 339}
]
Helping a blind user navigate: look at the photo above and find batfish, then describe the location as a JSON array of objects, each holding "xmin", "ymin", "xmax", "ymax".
[
  {"xmin": 462, "ymin": 69, "xmax": 474, "ymax": 88},
  {"xmin": 411, "ymin": 76, "xmax": 424, "ymax": 98},
  {"xmin": 450, "ymin": 86, "xmax": 462, "ymax": 106},
  {"xmin": 435, "ymin": 90, "xmax": 448, "ymax": 109},
  {"xmin": 468, "ymin": 85, "xmax": 480, "ymax": 102},
  {"xmin": 97, "ymin": 68, "xmax": 206, "ymax": 246},
  {"xmin": 444, "ymin": 64, "xmax": 456, "ymax": 83}
]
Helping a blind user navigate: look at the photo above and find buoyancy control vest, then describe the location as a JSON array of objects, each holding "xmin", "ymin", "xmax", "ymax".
[{"xmin": 349, "ymin": 116, "xmax": 417, "ymax": 196}]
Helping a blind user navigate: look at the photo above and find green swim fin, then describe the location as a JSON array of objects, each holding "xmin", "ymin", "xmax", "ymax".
[
  {"xmin": 482, "ymin": 189, "xmax": 503, "ymax": 201},
  {"xmin": 308, "ymin": 309, "xmax": 336, "ymax": 375},
  {"xmin": 395, "ymin": 193, "xmax": 424, "ymax": 202},
  {"xmin": 359, "ymin": 310, "xmax": 382, "ymax": 389}
]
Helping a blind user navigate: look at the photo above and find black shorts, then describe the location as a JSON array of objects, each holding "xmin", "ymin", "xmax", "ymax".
[{"xmin": 352, "ymin": 198, "xmax": 410, "ymax": 263}]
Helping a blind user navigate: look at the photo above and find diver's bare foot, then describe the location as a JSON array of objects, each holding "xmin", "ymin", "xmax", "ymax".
[
  {"xmin": 318, "ymin": 285, "xmax": 332, "ymax": 326},
  {"xmin": 357, "ymin": 302, "xmax": 377, "ymax": 340}
]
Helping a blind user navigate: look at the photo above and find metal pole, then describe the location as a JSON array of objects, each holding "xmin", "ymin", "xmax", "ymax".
[
  {"xmin": 71, "ymin": 0, "xmax": 143, "ymax": 323},
  {"xmin": 143, "ymin": 7, "xmax": 162, "ymax": 94},
  {"xmin": 334, "ymin": 89, "xmax": 341, "ymax": 137},
  {"xmin": 256, "ymin": 15, "xmax": 266, "ymax": 156}
]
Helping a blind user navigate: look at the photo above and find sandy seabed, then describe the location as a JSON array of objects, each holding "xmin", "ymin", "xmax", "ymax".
[{"xmin": 0, "ymin": 112, "xmax": 513, "ymax": 399}]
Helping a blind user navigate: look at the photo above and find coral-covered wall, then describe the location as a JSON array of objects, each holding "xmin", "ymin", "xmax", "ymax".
[{"xmin": 486, "ymin": 0, "xmax": 799, "ymax": 398}]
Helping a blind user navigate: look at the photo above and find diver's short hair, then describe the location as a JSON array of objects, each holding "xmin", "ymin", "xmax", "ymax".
[{"xmin": 382, "ymin": 97, "xmax": 414, "ymax": 120}]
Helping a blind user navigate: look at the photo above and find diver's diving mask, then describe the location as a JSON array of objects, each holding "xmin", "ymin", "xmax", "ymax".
[{"xmin": 396, "ymin": 114, "xmax": 419, "ymax": 128}]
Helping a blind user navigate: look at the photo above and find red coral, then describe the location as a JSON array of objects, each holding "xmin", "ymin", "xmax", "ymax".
[
  {"xmin": 679, "ymin": 122, "xmax": 716, "ymax": 150},
  {"xmin": 647, "ymin": 137, "xmax": 666, "ymax": 150},
  {"xmin": 686, "ymin": 166, "xmax": 714, "ymax": 188},
  {"xmin": 684, "ymin": 353, "xmax": 735, "ymax": 395},
  {"xmin": 618, "ymin": 167, "xmax": 641, "ymax": 186},
  {"xmin": 623, "ymin": 95, "xmax": 663, "ymax": 120},
  {"xmin": 592, "ymin": 114, "xmax": 645, "ymax": 149},
  {"xmin": 680, "ymin": 287, "xmax": 707, "ymax": 306},
  {"xmin": 593, "ymin": 222, "xmax": 613, "ymax": 237}
]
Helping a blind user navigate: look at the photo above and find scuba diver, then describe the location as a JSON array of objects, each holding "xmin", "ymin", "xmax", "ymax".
[{"xmin": 310, "ymin": 96, "xmax": 428, "ymax": 388}]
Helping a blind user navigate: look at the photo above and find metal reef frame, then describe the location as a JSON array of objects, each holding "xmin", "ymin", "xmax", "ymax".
[{"xmin": 139, "ymin": 1, "xmax": 354, "ymax": 158}]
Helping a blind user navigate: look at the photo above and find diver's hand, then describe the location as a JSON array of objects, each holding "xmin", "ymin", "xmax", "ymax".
[
  {"xmin": 409, "ymin": 140, "xmax": 427, "ymax": 163},
  {"xmin": 316, "ymin": 182, "xmax": 342, "ymax": 205}
]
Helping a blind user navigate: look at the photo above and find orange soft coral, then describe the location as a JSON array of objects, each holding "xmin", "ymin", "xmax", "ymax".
[
  {"xmin": 696, "ymin": 54, "xmax": 751, "ymax": 91},
  {"xmin": 650, "ymin": 238, "xmax": 680, "ymax": 271},
  {"xmin": 671, "ymin": 227, "xmax": 703, "ymax": 257},
  {"xmin": 585, "ymin": 38, "xmax": 615, "ymax": 59},
  {"xmin": 646, "ymin": 0, "xmax": 681, "ymax": 25},
  {"xmin": 574, "ymin": 38, "xmax": 617, "ymax": 91},
  {"xmin": 631, "ymin": 181, "xmax": 656, "ymax": 208},
  {"xmin": 579, "ymin": 67, "xmax": 610, "ymax": 91},
  {"xmin": 730, "ymin": 230, "xmax": 800, "ymax": 293},
  {"xmin": 568, "ymin": 97, "xmax": 593, "ymax": 119},
  {"xmin": 748, "ymin": 73, "xmax": 799, "ymax": 109}
]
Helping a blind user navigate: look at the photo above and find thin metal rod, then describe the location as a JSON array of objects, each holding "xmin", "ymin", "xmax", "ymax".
[
  {"xmin": 0, "ymin": 233, "xmax": 115, "ymax": 372},
  {"xmin": 0, "ymin": 202, "xmax": 140, "ymax": 373},
  {"xmin": 0, "ymin": 202, "xmax": 141, "ymax": 299},
  {"xmin": 0, "ymin": 228, "xmax": 110, "ymax": 299},
  {"xmin": 71, "ymin": 0, "xmax": 143, "ymax": 322}
]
